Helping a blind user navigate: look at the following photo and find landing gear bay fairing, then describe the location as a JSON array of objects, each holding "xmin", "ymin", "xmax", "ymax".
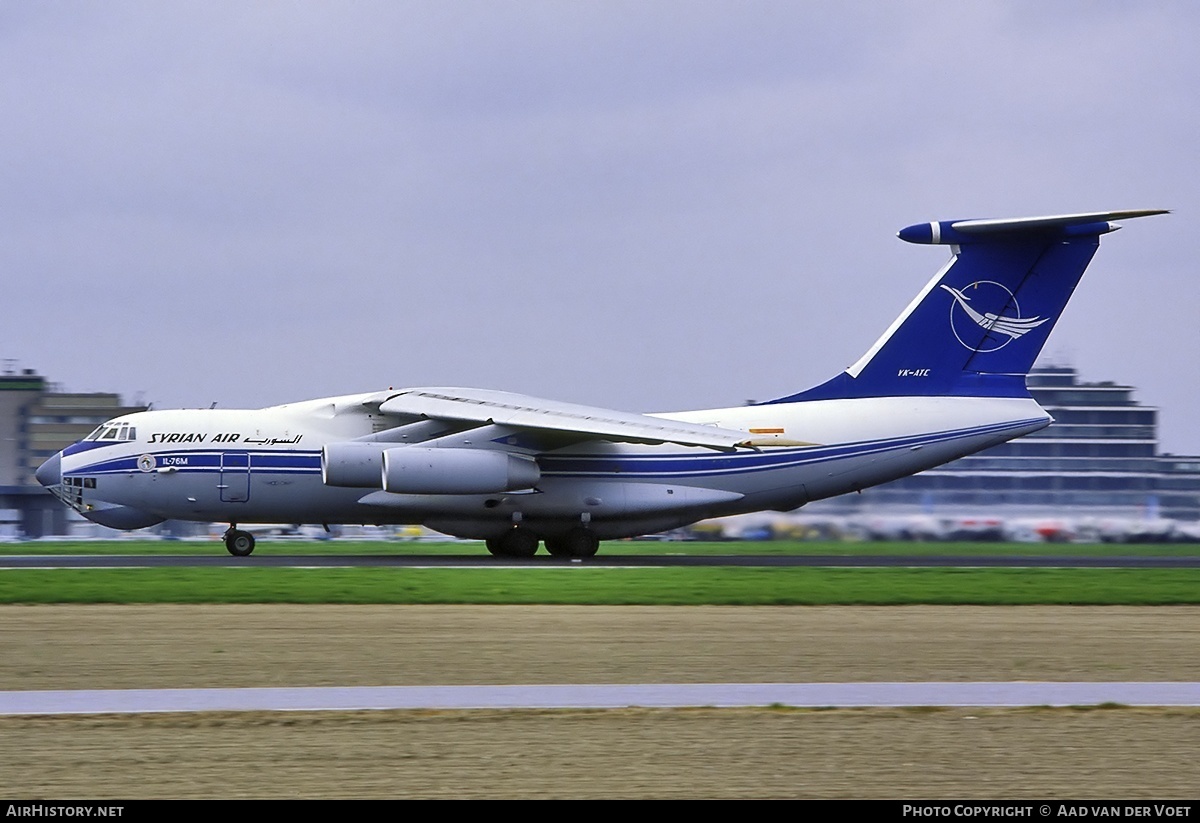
[{"xmin": 37, "ymin": 210, "xmax": 1166, "ymax": 557}]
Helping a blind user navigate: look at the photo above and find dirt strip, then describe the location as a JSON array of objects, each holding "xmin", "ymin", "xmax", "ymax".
[{"xmin": 1, "ymin": 605, "xmax": 1197, "ymax": 798}]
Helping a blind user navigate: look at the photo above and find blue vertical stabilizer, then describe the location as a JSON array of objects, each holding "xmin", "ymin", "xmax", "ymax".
[{"xmin": 769, "ymin": 209, "xmax": 1167, "ymax": 402}]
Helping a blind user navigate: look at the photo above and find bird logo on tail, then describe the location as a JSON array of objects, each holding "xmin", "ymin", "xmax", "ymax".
[{"xmin": 941, "ymin": 282, "xmax": 1049, "ymax": 352}]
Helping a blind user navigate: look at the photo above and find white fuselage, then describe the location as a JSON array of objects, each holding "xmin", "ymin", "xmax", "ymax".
[{"xmin": 52, "ymin": 391, "xmax": 1050, "ymax": 540}]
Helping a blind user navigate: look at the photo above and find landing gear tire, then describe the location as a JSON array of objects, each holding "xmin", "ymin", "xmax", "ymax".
[
  {"xmin": 488, "ymin": 528, "xmax": 540, "ymax": 557},
  {"xmin": 562, "ymin": 527, "xmax": 600, "ymax": 558},
  {"xmin": 224, "ymin": 528, "xmax": 256, "ymax": 557}
]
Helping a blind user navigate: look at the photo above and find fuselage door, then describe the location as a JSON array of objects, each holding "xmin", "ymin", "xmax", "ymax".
[{"xmin": 219, "ymin": 451, "xmax": 250, "ymax": 503}]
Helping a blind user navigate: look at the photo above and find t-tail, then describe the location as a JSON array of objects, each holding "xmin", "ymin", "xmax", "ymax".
[{"xmin": 770, "ymin": 209, "xmax": 1168, "ymax": 403}]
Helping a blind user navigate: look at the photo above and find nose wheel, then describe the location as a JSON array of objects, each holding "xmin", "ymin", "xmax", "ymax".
[{"xmin": 224, "ymin": 526, "xmax": 256, "ymax": 557}]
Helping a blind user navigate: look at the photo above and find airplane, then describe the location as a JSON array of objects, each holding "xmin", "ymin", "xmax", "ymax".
[{"xmin": 35, "ymin": 208, "xmax": 1166, "ymax": 557}]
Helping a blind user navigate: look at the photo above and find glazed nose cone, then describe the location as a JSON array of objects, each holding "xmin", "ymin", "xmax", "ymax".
[{"xmin": 36, "ymin": 451, "xmax": 61, "ymax": 487}]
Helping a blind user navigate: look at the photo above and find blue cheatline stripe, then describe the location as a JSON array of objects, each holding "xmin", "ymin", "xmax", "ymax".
[
  {"xmin": 66, "ymin": 450, "xmax": 325, "ymax": 478},
  {"xmin": 62, "ymin": 417, "xmax": 1043, "ymax": 483},
  {"xmin": 62, "ymin": 440, "xmax": 124, "ymax": 457},
  {"xmin": 539, "ymin": 417, "xmax": 1045, "ymax": 479}
]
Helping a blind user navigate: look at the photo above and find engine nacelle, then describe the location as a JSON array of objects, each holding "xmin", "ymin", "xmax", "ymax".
[
  {"xmin": 322, "ymin": 442, "xmax": 388, "ymax": 488},
  {"xmin": 382, "ymin": 448, "xmax": 540, "ymax": 494}
]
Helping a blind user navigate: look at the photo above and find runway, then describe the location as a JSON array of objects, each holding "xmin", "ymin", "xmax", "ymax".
[
  {"xmin": 3, "ymin": 552, "xmax": 1198, "ymax": 568},
  {"xmin": 4, "ymin": 681, "xmax": 1199, "ymax": 715}
]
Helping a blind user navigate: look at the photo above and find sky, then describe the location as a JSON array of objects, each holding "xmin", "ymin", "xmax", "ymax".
[{"xmin": 2, "ymin": 1, "xmax": 1197, "ymax": 453}]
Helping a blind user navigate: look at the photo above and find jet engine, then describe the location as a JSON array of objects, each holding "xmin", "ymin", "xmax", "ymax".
[
  {"xmin": 322, "ymin": 442, "xmax": 540, "ymax": 494},
  {"xmin": 383, "ymin": 447, "xmax": 540, "ymax": 494}
]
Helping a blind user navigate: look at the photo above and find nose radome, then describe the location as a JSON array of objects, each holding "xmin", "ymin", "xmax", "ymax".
[{"xmin": 36, "ymin": 451, "xmax": 61, "ymax": 487}]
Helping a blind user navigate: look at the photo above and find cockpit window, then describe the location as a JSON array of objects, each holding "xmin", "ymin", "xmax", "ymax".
[{"xmin": 87, "ymin": 424, "xmax": 138, "ymax": 442}]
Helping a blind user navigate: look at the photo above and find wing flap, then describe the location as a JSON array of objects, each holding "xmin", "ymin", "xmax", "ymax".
[{"xmin": 377, "ymin": 387, "xmax": 749, "ymax": 450}]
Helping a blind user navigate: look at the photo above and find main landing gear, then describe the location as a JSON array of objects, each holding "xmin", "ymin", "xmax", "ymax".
[
  {"xmin": 223, "ymin": 525, "xmax": 256, "ymax": 557},
  {"xmin": 485, "ymin": 528, "xmax": 539, "ymax": 558},
  {"xmin": 545, "ymin": 527, "xmax": 601, "ymax": 558},
  {"xmin": 486, "ymin": 526, "xmax": 600, "ymax": 558}
]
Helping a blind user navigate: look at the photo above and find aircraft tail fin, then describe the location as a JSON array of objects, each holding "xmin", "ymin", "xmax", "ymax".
[{"xmin": 769, "ymin": 209, "xmax": 1167, "ymax": 403}]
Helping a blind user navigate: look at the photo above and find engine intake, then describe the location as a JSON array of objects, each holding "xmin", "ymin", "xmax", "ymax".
[{"xmin": 322, "ymin": 442, "xmax": 387, "ymax": 488}]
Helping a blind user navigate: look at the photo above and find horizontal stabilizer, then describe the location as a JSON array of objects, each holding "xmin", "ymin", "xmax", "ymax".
[{"xmin": 898, "ymin": 209, "xmax": 1168, "ymax": 245}]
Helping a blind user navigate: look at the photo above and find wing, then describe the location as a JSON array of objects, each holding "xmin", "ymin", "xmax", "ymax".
[{"xmin": 373, "ymin": 387, "xmax": 750, "ymax": 451}]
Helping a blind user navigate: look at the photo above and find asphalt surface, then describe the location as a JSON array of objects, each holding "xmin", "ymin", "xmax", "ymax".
[
  {"xmin": 4, "ymin": 681, "xmax": 1200, "ymax": 715},
  {"xmin": 3, "ymin": 552, "xmax": 1198, "ymax": 568}
]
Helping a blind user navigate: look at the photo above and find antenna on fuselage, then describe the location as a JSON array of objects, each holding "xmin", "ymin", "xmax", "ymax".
[{"xmin": 210, "ymin": 401, "xmax": 218, "ymax": 409}]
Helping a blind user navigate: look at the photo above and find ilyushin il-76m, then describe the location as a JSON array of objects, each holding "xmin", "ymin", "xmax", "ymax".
[{"xmin": 37, "ymin": 209, "xmax": 1166, "ymax": 557}]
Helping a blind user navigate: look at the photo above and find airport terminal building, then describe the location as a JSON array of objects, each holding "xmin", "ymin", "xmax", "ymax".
[
  {"xmin": 805, "ymin": 364, "xmax": 1200, "ymax": 523},
  {"xmin": 0, "ymin": 367, "xmax": 145, "ymax": 537}
]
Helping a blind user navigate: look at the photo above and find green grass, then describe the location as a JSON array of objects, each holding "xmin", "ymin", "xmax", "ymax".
[
  {"xmin": 0, "ymin": 566, "xmax": 1197, "ymax": 605},
  {"xmin": 5, "ymin": 538, "xmax": 1200, "ymax": 556},
  {"xmin": 2, "ymin": 539, "xmax": 1196, "ymax": 605}
]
